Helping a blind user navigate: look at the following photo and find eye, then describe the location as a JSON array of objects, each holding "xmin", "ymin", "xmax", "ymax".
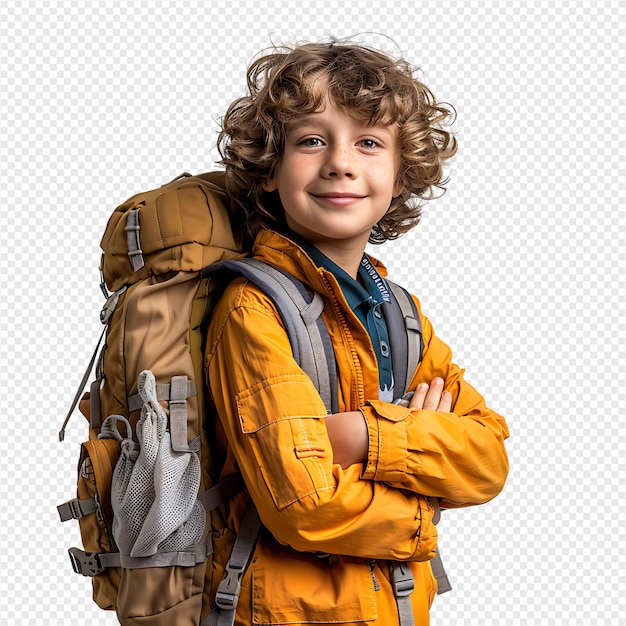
[
  {"xmin": 299, "ymin": 137, "xmax": 324, "ymax": 147},
  {"xmin": 359, "ymin": 138, "xmax": 381, "ymax": 149}
]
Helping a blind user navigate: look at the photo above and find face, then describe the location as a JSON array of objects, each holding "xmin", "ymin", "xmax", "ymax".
[{"xmin": 263, "ymin": 100, "xmax": 402, "ymax": 258}]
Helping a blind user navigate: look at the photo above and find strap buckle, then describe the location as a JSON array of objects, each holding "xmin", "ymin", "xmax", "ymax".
[
  {"xmin": 215, "ymin": 561, "xmax": 245, "ymax": 611},
  {"xmin": 57, "ymin": 497, "xmax": 96, "ymax": 522},
  {"xmin": 57, "ymin": 498, "xmax": 84, "ymax": 521},
  {"xmin": 392, "ymin": 562, "xmax": 415, "ymax": 598},
  {"xmin": 68, "ymin": 547, "xmax": 105, "ymax": 577},
  {"xmin": 68, "ymin": 498, "xmax": 85, "ymax": 520}
]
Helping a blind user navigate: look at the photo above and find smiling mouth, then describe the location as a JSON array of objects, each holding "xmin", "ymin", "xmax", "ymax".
[
  {"xmin": 311, "ymin": 192, "xmax": 365, "ymax": 206},
  {"xmin": 313, "ymin": 192, "xmax": 365, "ymax": 198}
]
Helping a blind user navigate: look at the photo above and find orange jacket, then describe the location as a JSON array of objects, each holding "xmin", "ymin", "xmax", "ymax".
[{"xmin": 205, "ymin": 229, "xmax": 509, "ymax": 626}]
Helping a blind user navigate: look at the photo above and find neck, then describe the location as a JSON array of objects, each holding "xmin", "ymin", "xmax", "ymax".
[{"xmin": 308, "ymin": 238, "xmax": 367, "ymax": 279}]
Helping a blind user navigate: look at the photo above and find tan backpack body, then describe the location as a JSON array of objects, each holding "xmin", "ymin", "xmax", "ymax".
[{"xmin": 58, "ymin": 172, "xmax": 243, "ymax": 625}]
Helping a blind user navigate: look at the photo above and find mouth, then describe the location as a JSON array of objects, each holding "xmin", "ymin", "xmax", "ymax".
[{"xmin": 310, "ymin": 192, "xmax": 366, "ymax": 206}]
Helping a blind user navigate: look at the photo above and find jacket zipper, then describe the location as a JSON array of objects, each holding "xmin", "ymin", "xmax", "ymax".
[
  {"xmin": 369, "ymin": 560, "xmax": 381, "ymax": 591},
  {"xmin": 319, "ymin": 272, "xmax": 365, "ymax": 407}
]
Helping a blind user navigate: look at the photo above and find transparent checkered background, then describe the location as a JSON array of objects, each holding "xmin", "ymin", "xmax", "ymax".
[{"xmin": 1, "ymin": 0, "xmax": 625, "ymax": 624}]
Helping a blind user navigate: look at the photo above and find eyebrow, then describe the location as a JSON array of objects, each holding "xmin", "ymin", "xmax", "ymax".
[
  {"xmin": 285, "ymin": 115, "xmax": 320, "ymax": 132},
  {"xmin": 285, "ymin": 114, "xmax": 395, "ymax": 136}
]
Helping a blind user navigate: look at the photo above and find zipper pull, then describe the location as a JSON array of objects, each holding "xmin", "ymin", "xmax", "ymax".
[{"xmin": 369, "ymin": 560, "xmax": 381, "ymax": 591}]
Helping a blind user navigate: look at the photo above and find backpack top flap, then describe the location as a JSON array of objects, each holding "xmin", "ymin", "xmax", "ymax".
[{"xmin": 100, "ymin": 172, "xmax": 242, "ymax": 292}]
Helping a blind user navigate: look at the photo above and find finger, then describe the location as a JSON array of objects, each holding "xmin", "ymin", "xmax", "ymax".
[
  {"xmin": 409, "ymin": 382, "xmax": 429, "ymax": 410},
  {"xmin": 422, "ymin": 377, "xmax": 444, "ymax": 411},
  {"xmin": 438, "ymin": 390, "xmax": 452, "ymax": 413}
]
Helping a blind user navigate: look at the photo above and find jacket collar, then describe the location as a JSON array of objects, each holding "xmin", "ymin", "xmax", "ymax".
[{"xmin": 251, "ymin": 229, "xmax": 389, "ymax": 296}]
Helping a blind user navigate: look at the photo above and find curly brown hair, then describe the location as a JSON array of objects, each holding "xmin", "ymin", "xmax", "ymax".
[{"xmin": 217, "ymin": 39, "xmax": 457, "ymax": 246}]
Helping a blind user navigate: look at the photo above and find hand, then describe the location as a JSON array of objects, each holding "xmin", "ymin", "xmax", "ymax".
[
  {"xmin": 325, "ymin": 378, "xmax": 452, "ymax": 469},
  {"xmin": 325, "ymin": 411, "xmax": 368, "ymax": 470},
  {"xmin": 408, "ymin": 377, "xmax": 452, "ymax": 412}
]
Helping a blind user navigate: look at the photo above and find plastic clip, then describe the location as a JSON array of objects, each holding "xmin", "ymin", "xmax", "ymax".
[
  {"xmin": 392, "ymin": 562, "xmax": 415, "ymax": 598},
  {"xmin": 68, "ymin": 547, "xmax": 105, "ymax": 577},
  {"xmin": 215, "ymin": 561, "xmax": 245, "ymax": 611},
  {"xmin": 57, "ymin": 497, "xmax": 92, "ymax": 522},
  {"xmin": 69, "ymin": 499, "xmax": 85, "ymax": 520}
]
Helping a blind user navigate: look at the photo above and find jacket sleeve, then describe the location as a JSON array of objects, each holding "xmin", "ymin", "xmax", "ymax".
[
  {"xmin": 360, "ymin": 297, "xmax": 510, "ymax": 507},
  {"xmin": 205, "ymin": 281, "xmax": 437, "ymax": 561}
]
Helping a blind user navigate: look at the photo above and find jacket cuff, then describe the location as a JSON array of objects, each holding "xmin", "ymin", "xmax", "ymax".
[{"xmin": 361, "ymin": 400, "xmax": 411, "ymax": 484}]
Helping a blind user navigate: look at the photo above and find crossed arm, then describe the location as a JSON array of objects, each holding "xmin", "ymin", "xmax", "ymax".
[
  {"xmin": 207, "ymin": 280, "xmax": 508, "ymax": 554},
  {"xmin": 325, "ymin": 377, "xmax": 451, "ymax": 469}
]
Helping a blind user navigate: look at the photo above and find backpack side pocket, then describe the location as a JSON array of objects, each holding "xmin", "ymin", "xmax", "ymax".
[{"xmin": 58, "ymin": 438, "xmax": 123, "ymax": 611}]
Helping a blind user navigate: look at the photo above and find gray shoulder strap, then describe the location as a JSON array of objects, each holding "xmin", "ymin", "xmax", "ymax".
[
  {"xmin": 386, "ymin": 285, "xmax": 452, "ymax": 596},
  {"xmin": 385, "ymin": 280, "xmax": 423, "ymax": 398},
  {"xmin": 201, "ymin": 258, "xmax": 340, "ymax": 626},
  {"xmin": 430, "ymin": 498, "xmax": 452, "ymax": 594},
  {"xmin": 203, "ymin": 261, "xmax": 450, "ymax": 626},
  {"xmin": 204, "ymin": 258, "xmax": 338, "ymax": 415},
  {"xmin": 392, "ymin": 561, "xmax": 416, "ymax": 626},
  {"xmin": 202, "ymin": 504, "xmax": 262, "ymax": 626}
]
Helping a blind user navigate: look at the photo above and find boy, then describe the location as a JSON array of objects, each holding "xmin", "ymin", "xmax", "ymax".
[{"xmin": 205, "ymin": 40, "xmax": 509, "ymax": 626}]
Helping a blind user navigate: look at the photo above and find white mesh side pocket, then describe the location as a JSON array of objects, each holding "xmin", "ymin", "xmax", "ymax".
[{"xmin": 102, "ymin": 370, "xmax": 205, "ymax": 558}]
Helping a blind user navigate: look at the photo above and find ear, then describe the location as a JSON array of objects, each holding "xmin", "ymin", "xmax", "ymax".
[
  {"xmin": 392, "ymin": 178, "xmax": 404, "ymax": 198},
  {"xmin": 262, "ymin": 172, "xmax": 278, "ymax": 193},
  {"xmin": 392, "ymin": 167, "xmax": 404, "ymax": 198}
]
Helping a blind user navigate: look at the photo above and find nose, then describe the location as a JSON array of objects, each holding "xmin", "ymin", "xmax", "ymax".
[{"xmin": 322, "ymin": 143, "xmax": 358, "ymax": 179}]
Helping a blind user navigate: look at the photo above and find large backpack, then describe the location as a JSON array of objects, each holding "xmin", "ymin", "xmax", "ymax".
[{"xmin": 57, "ymin": 172, "xmax": 449, "ymax": 626}]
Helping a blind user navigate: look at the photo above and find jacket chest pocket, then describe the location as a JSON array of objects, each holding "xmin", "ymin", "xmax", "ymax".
[{"xmin": 251, "ymin": 543, "xmax": 377, "ymax": 624}]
